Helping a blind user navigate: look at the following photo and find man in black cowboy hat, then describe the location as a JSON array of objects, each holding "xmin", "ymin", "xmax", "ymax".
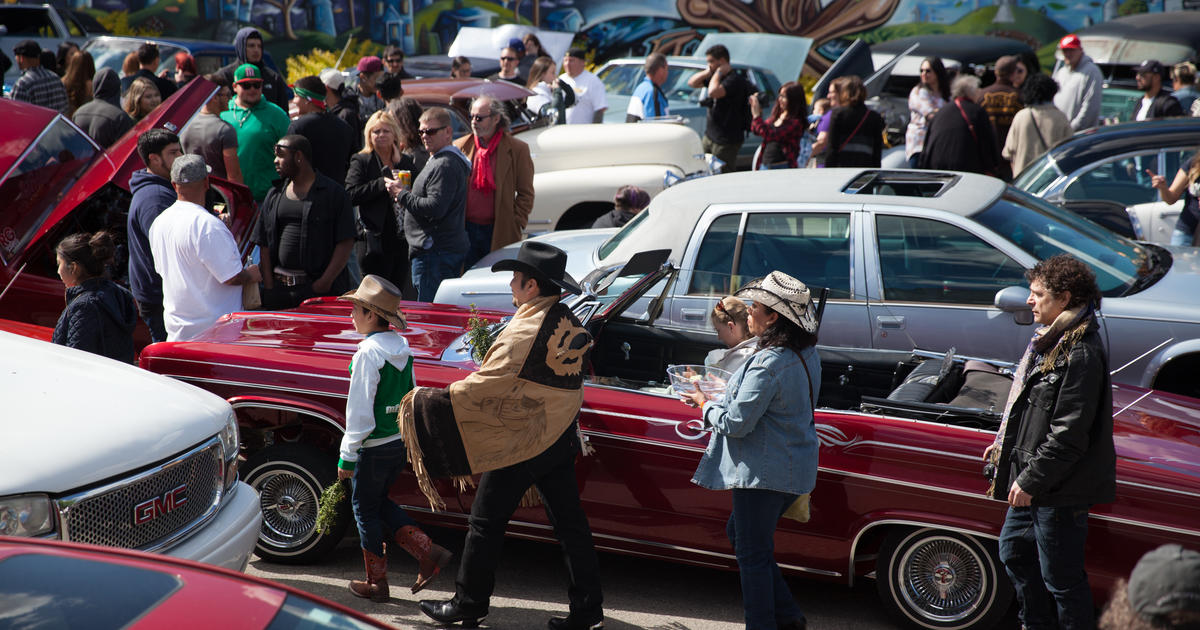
[{"xmin": 411, "ymin": 241, "xmax": 604, "ymax": 629}]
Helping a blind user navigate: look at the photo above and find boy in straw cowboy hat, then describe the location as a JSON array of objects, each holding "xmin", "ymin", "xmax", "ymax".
[{"xmin": 336, "ymin": 274, "xmax": 451, "ymax": 602}]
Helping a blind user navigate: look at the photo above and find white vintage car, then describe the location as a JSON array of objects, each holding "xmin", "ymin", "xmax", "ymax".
[{"xmin": 1, "ymin": 330, "xmax": 262, "ymax": 571}]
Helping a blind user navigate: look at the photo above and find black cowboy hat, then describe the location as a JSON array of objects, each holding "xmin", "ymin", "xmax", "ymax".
[{"xmin": 492, "ymin": 241, "xmax": 581, "ymax": 295}]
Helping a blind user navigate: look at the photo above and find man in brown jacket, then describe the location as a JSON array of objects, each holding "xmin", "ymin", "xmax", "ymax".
[{"xmin": 454, "ymin": 95, "xmax": 535, "ymax": 269}]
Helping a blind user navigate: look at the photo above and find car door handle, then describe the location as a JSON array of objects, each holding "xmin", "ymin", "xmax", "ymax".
[
  {"xmin": 877, "ymin": 315, "xmax": 905, "ymax": 330},
  {"xmin": 681, "ymin": 308, "xmax": 707, "ymax": 322}
]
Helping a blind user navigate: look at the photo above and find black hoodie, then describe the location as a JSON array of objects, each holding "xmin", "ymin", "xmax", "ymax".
[
  {"xmin": 52, "ymin": 278, "xmax": 138, "ymax": 364},
  {"xmin": 72, "ymin": 69, "xmax": 135, "ymax": 148},
  {"xmin": 218, "ymin": 27, "xmax": 290, "ymax": 112}
]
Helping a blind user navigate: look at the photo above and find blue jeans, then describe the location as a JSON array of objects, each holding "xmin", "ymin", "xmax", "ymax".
[
  {"xmin": 464, "ymin": 221, "xmax": 495, "ymax": 271},
  {"xmin": 350, "ymin": 439, "xmax": 418, "ymax": 556},
  {"xmin": 728, "ymin": 488, "xmax": 804, "ymax": 630},
  {"xmin": 411, "ymin": 249, "xmax": 465, "ymax": 303},
  {"xmin": 998, "ymin": 505, "xmax": 1094, "ymax": 630}
]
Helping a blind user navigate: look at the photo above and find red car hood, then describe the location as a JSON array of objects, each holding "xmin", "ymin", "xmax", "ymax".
[
  {"xmin": 184, "ymin": 298, "xmax": 508, "ymax": 361},
  {"xmin": 0, "ymin": 318, "xmax": 53, "ymax": 341},
  {"xmin": 27, "ymin": 78, "xmax": 216, "ymax": 254}
]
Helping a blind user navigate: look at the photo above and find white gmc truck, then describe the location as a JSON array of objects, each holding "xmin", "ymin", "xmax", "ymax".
[{"xmin": 1, "ymin": 331, "xmax": 261, "ymax": 570}]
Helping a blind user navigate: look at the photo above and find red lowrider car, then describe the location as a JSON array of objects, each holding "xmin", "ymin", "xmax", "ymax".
[
  {"xmin": 139, "ymin": 255, "xmax": 1200, "ymax": 630},
  {"xmin": 0, "ymin": 78, "xmax": 256, "ymax": 331},
  {"xmin": 0, "ymin": 536, "xmax": 391, "ymax": 629}
]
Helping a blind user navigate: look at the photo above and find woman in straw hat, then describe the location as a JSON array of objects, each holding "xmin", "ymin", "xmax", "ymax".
[
  {"xmin": 680, "ymin": 271, "xmax": 821, "ymax": 630},
  {"xmin": 336, "ymin": 274, "xmax": 451, "ymax": 602}
]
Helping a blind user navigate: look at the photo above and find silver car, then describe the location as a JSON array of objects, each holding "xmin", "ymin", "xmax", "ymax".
[{"xmin": 436, "ymin": 168, "xmax": 1200, "ymax": 398}]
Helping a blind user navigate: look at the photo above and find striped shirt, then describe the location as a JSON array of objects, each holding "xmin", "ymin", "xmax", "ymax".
[{"xmin": 11, "ymin": 66, "xmax": 69, "ymax": 114}]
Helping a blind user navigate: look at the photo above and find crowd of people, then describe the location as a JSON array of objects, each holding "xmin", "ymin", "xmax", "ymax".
[{"xmin": 16, "ymin": 30, "xmax": 1200, "ymax": 630}]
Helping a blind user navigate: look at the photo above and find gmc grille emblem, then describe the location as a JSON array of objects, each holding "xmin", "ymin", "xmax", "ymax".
[{"xmin": 134, "ymin": 484, "xmax": 188, "ymax": 525}]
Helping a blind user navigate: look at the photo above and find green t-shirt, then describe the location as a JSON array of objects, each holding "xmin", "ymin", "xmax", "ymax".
[{"xmin": 220, "ymin": 98, "xmax": 290, "ymax": 201}]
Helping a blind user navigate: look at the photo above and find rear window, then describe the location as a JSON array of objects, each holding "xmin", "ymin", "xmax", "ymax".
[
  {"xmin": 0, "ymin": 8, "xmax": 58, "ymax": 37},
  {"xmin": 0, "ymin": 553, "xmax": 180, "ymax": 628}
]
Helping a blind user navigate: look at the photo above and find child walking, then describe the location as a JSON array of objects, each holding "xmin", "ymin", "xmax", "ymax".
[{"xmin": 338, "ymin": 274, "xmax": 451, "ymax": 602}]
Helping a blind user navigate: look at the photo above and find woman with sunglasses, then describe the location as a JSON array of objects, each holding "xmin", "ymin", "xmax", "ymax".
[{"xmin": 906, "ymin": 56, "xmax": 950, "ymax": 168}]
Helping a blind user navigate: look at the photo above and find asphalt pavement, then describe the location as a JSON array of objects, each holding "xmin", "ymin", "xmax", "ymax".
[{"xmin": 245, "ymin": 529, "xmax": 901, "ymax": 629}]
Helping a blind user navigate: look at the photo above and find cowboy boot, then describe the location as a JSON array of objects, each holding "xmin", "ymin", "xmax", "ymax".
[
  {"xmin": 348, "ymin": 548, "xmax": 390, "ymax": 602},
  {"xmin": 395, "ymin": 525, "xmax": 453, "ymax": 593}
]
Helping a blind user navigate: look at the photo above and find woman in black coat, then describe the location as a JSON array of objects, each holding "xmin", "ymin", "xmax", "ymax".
[
  {"xmin": 52, "ymin": 231, "xmax": 137, "ymax": 363},
  {"xmin": 826, "ymin": 75, "xmax": 884, "ymax": 168},
  {"xmin": 920, "ymin": 75, "xmax": 1003, "ymax": 177},
  {"xmin": 346, "ymin": 111, "xmax": 416, "ymax": 292}
]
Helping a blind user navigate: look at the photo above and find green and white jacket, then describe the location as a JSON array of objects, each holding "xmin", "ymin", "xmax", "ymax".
[{"xmin": 338, "ymin": 330, "xmax": 415, "ymax": 470}]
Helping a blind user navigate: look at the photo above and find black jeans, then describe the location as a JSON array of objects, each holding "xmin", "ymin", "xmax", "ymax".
[
  {"xmin": 136, "ymin": 300, "xmax": 167, "ymax": 343},
  {"xmin": 454, "ymin": 426, "xmax": 603, "ymax": 620}
]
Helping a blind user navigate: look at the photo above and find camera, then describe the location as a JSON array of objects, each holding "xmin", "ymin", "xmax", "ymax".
[{"xmin": 983, "ymin": 462, "xmax": 996, "ymax": 481}]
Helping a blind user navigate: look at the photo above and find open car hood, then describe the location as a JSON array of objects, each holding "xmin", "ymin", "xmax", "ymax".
[
  {"xmin": 447, "ymin": 26, "xmax": 575, "ymax": 62},
  {"xmin": 26, "ymin": 78, "xmax": 214, "ymax": 254},
  {"xmin": 691, "ymin": 33, "xmax": 812, "ymax": 85}
]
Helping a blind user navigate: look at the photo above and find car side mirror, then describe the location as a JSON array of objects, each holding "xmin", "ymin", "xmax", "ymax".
[{"xmin": 994, "ymin": 286, "xmax": 1033, "ymax": 325}]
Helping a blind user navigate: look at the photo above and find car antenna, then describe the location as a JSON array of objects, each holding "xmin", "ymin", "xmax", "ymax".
[
  {"xmin": 0, "ymin": 262, "xmax": 26, "ymax": 304},
  {"xmin": 1110, "ymin": 337, "xmax": 1173, "ymax": 377}
]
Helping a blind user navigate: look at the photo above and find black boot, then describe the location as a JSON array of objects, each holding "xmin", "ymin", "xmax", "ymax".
[
  {"xmin": 418, "ymin": 599, "xmax": 487, "ymax": 627},
  {"xmin": 547, "ymin": 615, "xmax": 604, "ymax": 630}
]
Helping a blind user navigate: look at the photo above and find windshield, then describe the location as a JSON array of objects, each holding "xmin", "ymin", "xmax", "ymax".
[
  {"xmin": 85, "ymin": 40, "xmax": 184, "ymax": 77},
  {"xmin": 0, "ymin": 117, "xmax": 99, "ymax": 265},
  {"xmin": 597, "ymin": 209, "xmax": 649, "ymax": 261},
  {"xmin": 972, "ymin": 190, "xmax": 1149, "ymax": 296}
]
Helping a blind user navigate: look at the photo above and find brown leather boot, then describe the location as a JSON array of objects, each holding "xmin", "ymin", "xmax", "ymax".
[
  {"xmin": 348, "ymin": 548, "xmax": 389, "ymax": 602},
  {"xmin": 395, "ymin": 525, "xmax": 453, "ymax": 593}
]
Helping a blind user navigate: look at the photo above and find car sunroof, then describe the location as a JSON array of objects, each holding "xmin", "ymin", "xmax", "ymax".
[{"xmin": 842, "ymin": 170, "xmax": 959, "ymax": 198}]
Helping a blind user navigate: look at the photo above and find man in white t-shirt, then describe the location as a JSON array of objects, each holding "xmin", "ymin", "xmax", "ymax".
[
  {"xmin": 559, "ymin": 49, "xmax": 607, "ymax": 124},
  {"xmin": 150, "ymin": 154, "xmax": 262, "ymax": 341}
]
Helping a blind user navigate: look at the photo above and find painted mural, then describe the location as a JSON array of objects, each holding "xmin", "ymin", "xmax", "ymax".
[{"xmin": 52, "ymin": 0, "xmax": 1198, "ymax": 75}]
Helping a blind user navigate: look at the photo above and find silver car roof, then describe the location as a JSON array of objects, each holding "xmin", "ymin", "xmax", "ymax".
[{"xmin": 603, "ymin": 168, "xmax": 1008, "ymax": 264}]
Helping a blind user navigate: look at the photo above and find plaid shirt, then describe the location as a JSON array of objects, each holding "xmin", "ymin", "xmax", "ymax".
[{"xmin": 11, "ymin": 65, "xmax": 69, "ymax": 114}]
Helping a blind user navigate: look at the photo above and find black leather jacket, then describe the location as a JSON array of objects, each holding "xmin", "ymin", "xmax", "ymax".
[{"xmin": 995, "ymin": 318, "xmax": 1116, "ymax": 507}]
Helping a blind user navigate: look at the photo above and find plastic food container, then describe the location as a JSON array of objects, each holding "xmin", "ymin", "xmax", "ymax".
[{"xmin": 667, "ymin": 364, "xmax": 733, "ymax": 403}]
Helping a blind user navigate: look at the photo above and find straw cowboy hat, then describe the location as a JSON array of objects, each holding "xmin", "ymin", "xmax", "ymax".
[
  {"xmin": 735, "ymin": 271, "xmax": 818, "ymax": 334},
  {"xmin": 339, "ymin": 274, "xmax": 407, "ymax": 329}
]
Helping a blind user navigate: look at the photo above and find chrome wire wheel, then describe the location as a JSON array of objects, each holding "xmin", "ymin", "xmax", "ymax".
[
  {"xmin": 876, "ymin": 528, "xmax": 1012, "ymax": 630},
  {"xmin": 254, "ymin": 469, "xmax": 319, "ymax": 549},
  {"xmin": 897, "ymin": 535, "xmax": 986, "ymax": 623}
]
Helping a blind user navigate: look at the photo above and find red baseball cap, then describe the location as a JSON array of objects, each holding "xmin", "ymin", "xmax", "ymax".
[{"xmin": 1059, "ymin": 34, "xmax": 1082, "ymax": 50}]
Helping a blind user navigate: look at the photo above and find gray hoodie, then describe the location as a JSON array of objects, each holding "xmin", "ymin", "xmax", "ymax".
[
  {"xmin": 72, "ymin": 69, "xmax": 134, "ymax": 148},
  {"xmin": 1052, "ymin": 54, "xmax": 1104, "ymax": 131}
]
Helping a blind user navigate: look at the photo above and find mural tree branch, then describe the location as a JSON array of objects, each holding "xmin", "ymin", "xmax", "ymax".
[
  {"xmin": 263, "ymin": 0, "xmax": 301, "ymax": 39},
  {"xmin": 677, "ymin": 0, "xmax": 901, "ymax": 74}
]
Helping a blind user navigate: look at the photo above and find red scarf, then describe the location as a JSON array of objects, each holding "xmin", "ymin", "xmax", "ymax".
[{"xmin": 470, "ymin": 132, "xmax": 501, "ymax": 193}]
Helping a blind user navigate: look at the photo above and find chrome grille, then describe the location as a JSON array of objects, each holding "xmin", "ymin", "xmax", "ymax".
[{"xmin": 60, "ymin": 440, "xmax": 223, "ymax": 550}]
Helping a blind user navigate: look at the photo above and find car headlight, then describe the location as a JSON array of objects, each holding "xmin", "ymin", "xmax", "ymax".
[
  {"xmin": 0, "ymin": 494, "xmax": 55, "ymax": 537},
  {"xmin": 219, "ymin": 410, "xmax": 240, "ymax": 490}
]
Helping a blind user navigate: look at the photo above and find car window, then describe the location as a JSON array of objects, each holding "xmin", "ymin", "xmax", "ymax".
[
  {"xmin": 739, "ymin": 213, "xmax": 851, "ymax": 298},
  {"xmin": 597, "ymin": 65, "xmax": 643, "ymax": 95},
  {"xmin": 0, "ymin": 117, "xmax": 98, "ymax": 265},
  {"xmin": 661, "ymin": 67, "xmax": 704, "ymax": 102},
  {"xmin": 875, "ymin": 215, "xmax": 1026, "ymax": 304},
  {"xmin": 688, "ymin": 213, "xmax": 741, "ymax": 295},
  {"xmin": 0, "ymin": 7, "xmax": 58, "ymax": 36},
  {"xmin": 0, "ymin": 553, "xmax": 180, "ymax": 628},
  {"xmin": 266, "ymin": 594, "xmax": 379, "ymax": 629},
  {"xmin": 972, "ymin": 191, "xmax": 1145, "ymax": 296},
  {"xmin": 1011, "ymin": 154, "xmax": 1061, "ymax": 196},
  {"xmin": 598, "ymin": 209, "xmax": 650, "ymax": 261},
  {"xmin": 1164, "ymin": 148, "xmax": 1197, "ymax": 178},
  {"xmin": 1063, "ymin": 154, "xmax": 1159, "ymax": 205}
]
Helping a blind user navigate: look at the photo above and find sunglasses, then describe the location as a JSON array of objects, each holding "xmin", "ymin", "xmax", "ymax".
[
  {"xmin": 273, "ymin": 144, "xmax": 294, "ymax": 156},
  {"xmin": 500, "ymin": 56, "xmax": 519, "ymax": 62},
  {"xmin": 385, "ymin": 57, "xmax": 402, "ymax": 63},
  {"xmin": 418, "ymin": 126, "xmax": 447, "ymax": 136},
  {"xmin": 469, "ymin": 113, "xmax": 494, "ymax": 122},
  {"xmin": 239, "ymin": 81, "xmax": 263, "ymax": 89}
]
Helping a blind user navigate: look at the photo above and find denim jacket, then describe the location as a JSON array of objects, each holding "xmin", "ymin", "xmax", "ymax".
[{"xmin": 691, "ymin": 345, "xmax": 821, "ymax": 495}]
